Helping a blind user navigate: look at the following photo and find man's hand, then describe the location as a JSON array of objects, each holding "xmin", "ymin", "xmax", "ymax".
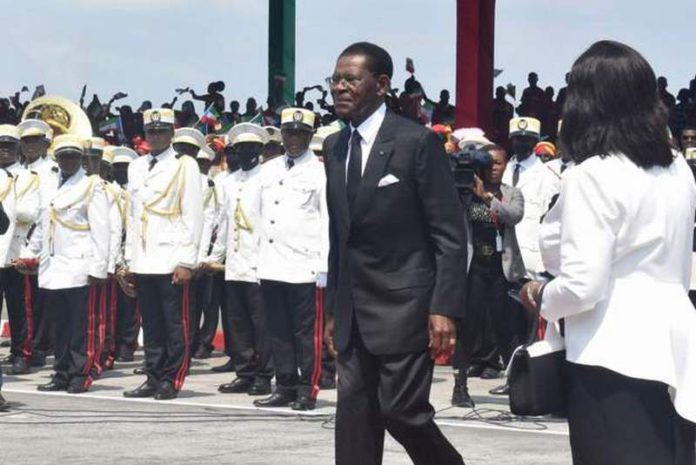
[
  {"xmin": 428, "ymin": 314, "xmax": 456, "ymax": 360},
  {"xmin": 88, "ymin": 275, "xmax": 105, "ymax": 286},
  {"xmin": 324, "ymin": 315, "xmax": 337, "ymax": 359},
  {"xmin": 472, "ymin": 175, "xmax": 487, "ymax": 200},
  {"xmin": 519, "ymin": 281, "xmax": 543, "ymax": 316},
  {"xmin": 172, "ymin": 266, "xmax": 193, "ymax": 285}
]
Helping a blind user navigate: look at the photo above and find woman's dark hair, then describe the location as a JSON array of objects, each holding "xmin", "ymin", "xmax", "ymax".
[
  {"xmin": 560, "ymin": 40, "xmax": 672, "ymax": 168},
  {"xmin": 339, "ymin": 42, "xmax": 393, "ymax": 80}
]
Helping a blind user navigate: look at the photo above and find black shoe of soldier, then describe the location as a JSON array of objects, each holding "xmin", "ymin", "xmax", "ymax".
[
  {"xmin": 67, "ymin": 383, "xmax": 89, "ymax": 394},
  {"xmin": 154, "ymin": 381, "xmax": 178, "ymax": 400},
  {"xmin": 489, "ymin": 382, "xmax": 510, "ymax": 396},
  {"xmin": 133, "ymin": 367, "xmax": 146, "ymax": 375},
  {"xmin": 248, "ymin": 379, "xmax": 272, "ymax": 396},
  {"xmin": 38, "ymin": 379, "xmax": 68, "ymax": 392},
  {"xmin": 290, "ymin": 396, "xmax": 316, "ymax": 411},
  {"xmin": 480, "ymin": 367, "xmax": 501, "ymax": 380},
  {"xmin": 0, "ymin": 341, "xmax": 10, "ymax": 348},
  {"xmin": 451, "ymin": 384, "xmax": 475, "ymax": 408},
  {"xmin": 0, "ymin": 392, "xmax": 9, "ymax": 411},
  {"xmin": 319, "ymin": 376, "xmax": 336, "ymax": 390},
  {"xmin": 193, "ymin": 346, "xmax": 212, "ymax": 360},
  {"xmin": 211, "ymin": 359, "xmax": 236, "ymax": 373},
  {"xmin": 9, "ymin": 357, "xmax": 30, "ymax": 375},
  {"xmin": 123, "ymin": 380, "xmax": 158, "ymax": 398},
  {"xmin": 30, "ymin": 353, "xmax": 47, "ymax": 368},
  {"xmin": 253, "ymin": 391, "xmax": 296, "ymax": 408},
  {"xmin": 218, "ymin": 377, "xmax": 253, "ymax": 394},
  {"xmin": 466, "ymin": 365, "xmax": 485, "ymax": 378}
]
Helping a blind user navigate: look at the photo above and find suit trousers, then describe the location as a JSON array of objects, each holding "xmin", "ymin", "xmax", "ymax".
[
  {"xmin": 190, "ymin": 273, "xmax": 220, "ymax": 354},
  {"xmin": 225, "ymin": 281, "xmax": 273, "ymax": 381},
  {"xmin": 135, "ymin": 274, "xmax": 190, "ymax": 390},
  {"xmin": 260, "ymin": 280, "xmax": 322, "ymax": 399},
  {"xmin": 47, "ymin": 285, "xmax": 95, "ymax": 390},
  {"xmin": 31, "ymin": 276, "xmax": 54, "ymax": 359},
  {"xmin": 93, "ymin": 280, "xmax": 116, "ymax": 372},
  {"xmin": 566, "ymin": 362, "xmax": 695, "ymax": 465},
  {"xmin": 0, "ymin": 268, "xmax": 31, "ymax": 360},
  {"xmin": 115, "ymin": 286, "xmax": 139, "ymax": 355},
  {"xmin": 335, "ymin": 323, "xmax": 464, "ymax": 465},
  {"xmin": 454, "ymin": 256, "xmax": 515, "ymax": 372},
  {"xmin": 213, "ymin": 272, "xmax": 233, "ymax": 357}
]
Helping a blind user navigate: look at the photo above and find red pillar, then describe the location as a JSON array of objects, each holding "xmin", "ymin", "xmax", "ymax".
[{"xmin": 455, "ymin": 0, "xmax": 496, "ymax": 133}]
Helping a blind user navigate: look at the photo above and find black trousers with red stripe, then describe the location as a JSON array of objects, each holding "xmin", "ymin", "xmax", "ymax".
[
  {"xmin": 31, "ymin": 276, "xmax": 54, "ymax": 360},
  {"xmin": 0, "ymin": 267, "xmax": 32, "ymax": 360},
  {"xmin": 190, "ymin": 273, "xmax": 220, "ymax": 354},
  {"xmin": 115, "ymin": 287, "xmax": 139, "ymax": 355},
  {"xmin": 135, "ymin": 274, "xmax": 190, "ymax": 390},
  {"xmin": 260, "ymin": 280, "xmax": 322, "ymax": 399},
  {"xmin": 47, "ymin": 285, "xmax": 95, "ymax": 389}
]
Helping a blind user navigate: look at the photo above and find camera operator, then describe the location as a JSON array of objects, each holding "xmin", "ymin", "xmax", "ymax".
[{"xmin": 451, "ymin": 142, "xmax": 525, "ymax": 407}]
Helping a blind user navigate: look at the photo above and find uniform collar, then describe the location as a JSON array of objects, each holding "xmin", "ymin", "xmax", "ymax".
[
  {"xmin": 148, "ymin": 146, "xmax": 176, "ymax": 163},
  {"xmin": 350, "ymin": 103, "xmax": 386, "ymax": 146},
  {"xmin": 6, "ymin": 162, "xmax": 22, "ymax": 174},
  {"xmin": 513, "ymin": 153, "xmax": 539, "ymax": 170},
  {"xmin": 26, "ymin": 156, "xmax": 48, "ymax": 170},
  {"xmin": 284, "ymin": 150, "xmax": 312, "ymax": 169}
]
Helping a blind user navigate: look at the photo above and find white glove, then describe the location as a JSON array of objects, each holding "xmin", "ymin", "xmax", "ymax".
[{"xmin": 316, "ymin": 272, "xmax": 327, "ymax": 288}]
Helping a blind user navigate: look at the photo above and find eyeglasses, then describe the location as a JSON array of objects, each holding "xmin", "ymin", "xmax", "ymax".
[{"xmin": 329, "ymin": 73, "xmax": 375, "ymax": 88}]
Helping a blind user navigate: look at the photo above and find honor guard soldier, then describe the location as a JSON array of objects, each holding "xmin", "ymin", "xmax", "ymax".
[
  {"xmin": 0, "ymin": 125, "xmax": 40, "ymax": 375},
  {"xmin": 253, "ymin": 108, "xmax": 329, "ymax": 411},
  {"xmin": 262, "ymin": 125, "xmax": 284, "ymax": 163},
  {"xmin": 18, "ymin": 119, "xmax": 58, "ymax": 368},
  {"xmin": 123, "ymin": 108, "xmax": 203, "ymax": 400},
  {"xmin": 110, "ymin": 147, "xmax": 140, "ymax": 362},
  {"xmin": 18, "ymin": 134, "xmax": 110, "ymax": 393},
  {"xmin": 203, "ymin": 124, "xmax": 273, "ymax": 396}
]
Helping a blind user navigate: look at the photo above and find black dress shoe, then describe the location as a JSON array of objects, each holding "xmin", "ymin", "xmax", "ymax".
[
  {"xmin": 154, "ymin": 381, "xmax": 178, "ymax": 400},
  {"xmin": 211, "ymin": 359, "xmax": 236, "ymax": 373},
  {"xmin": 248, "ymin": 379, "xmax": 272, "ymax": 396},
  {"xmin": 466, "ymin": 365, "xmax": 485, "ymax": 378},
  {"xmin": 451, "ymin": 384, "xmax": 475, "ymax": 408},
  {"xmin": 489, "ymin": 382, "xmax": 510, "ymax": 396},
  {"xmin": 319, "ymin": 376, "xmax": 336, "ymax": 390},
  {"xmin": 480, "ymin": 367, "xmax": 501, "ymax": 380},
  {"xmin": 67, "ymin": 384, "xmax": 88, "ymax": 394},
  {"xmin": 123, "ymin": 381, "xmax": 158, "ymax": 398},
  {"xmin": 193, "ymin": 346, "xmax": 212, "ymax": 360},
  {"xmin": 253, "ymin": 391, "xmax": 296, "ymax": 408},
  {"xmin": 0, "ymin": 340, "xmax": 10, "ymax": 348},
  {"xmin": 38, "ymin": 379, "xmax": 68, "ymax": 392},
  {"xmin": 290, "ymin": 396, "xmax": 316, "ymax": 411},
  {"xmin": 133, "ymin": 367, "xmax": 146, "ymax": 375},
  {"xmin": 8, "ymin": 357, "xmax": 30, "ymax": 375},
  {"xmin": 30, "ymin": 353, "xmax": 47, "ymax": 368},
  {"xmin": 0, "ymin": 392, "xmax": 9, "ymax": 411},
  {"xmin": 218, "ymin": 377, "xmax": 253, "ymax": 394}
]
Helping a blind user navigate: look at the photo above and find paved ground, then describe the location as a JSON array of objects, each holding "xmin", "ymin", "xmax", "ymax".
[{"xmin": 0, "ymin": 341, "xmax": 572, "ymax": 464}]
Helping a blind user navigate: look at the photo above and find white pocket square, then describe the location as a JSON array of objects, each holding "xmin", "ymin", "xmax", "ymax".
[{"xmin": 378, "ymin": 174, "xmax": 400, "ymax": 187}]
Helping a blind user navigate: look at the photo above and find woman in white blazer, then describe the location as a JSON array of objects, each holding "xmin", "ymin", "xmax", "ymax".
[{"xmin": 521, "ymin": 41, "xmax": 696, "ymax": 465}]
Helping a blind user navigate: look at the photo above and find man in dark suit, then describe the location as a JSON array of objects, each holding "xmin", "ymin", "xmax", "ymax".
[{"xmin": 323, "ymin": 42, "xmax": 468, "ymax": 465}]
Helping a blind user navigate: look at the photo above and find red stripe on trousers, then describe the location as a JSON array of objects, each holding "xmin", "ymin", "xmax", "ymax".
[
  {"xmin": 92, "ymin": 283, "xmax": 107, "ymax": 374},
  {"xmin": 83, "ymin": 285, "xmax": 97, "ymax": 377},
  {"xmin": 309, "ymin": 288, "xmax": 324, "ymax": 400},
  {"xmin": 109, "ymin": 278, "xmax": 118, "ymax": 355},
  {"xmin": 174, "ymin": 282, "xmax": 191, "ymax": 391},
  {"xmin": 22, "ymin": 276, "xmax": 34, "ymax": 361}
]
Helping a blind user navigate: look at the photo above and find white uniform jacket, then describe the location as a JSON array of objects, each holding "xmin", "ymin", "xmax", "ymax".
[
  {"xmin": 0, "ymin": 165, "xmax": 40, "ymax": 266},
  {"xmin": 198, "ymin": 174, "xmax": 219, "ymax": 264},
  {"xmin": 26, "ymin": 156, "xmax": 59, "ymax": 211},
  {"xmin": 21, "ymin": 168, "xmax": 110, "ymax": 290},
  {"xmin": 104, "ymin": 181, "xmax": 124, "ymax": 274},
  {"xmin": 257, "ymin": 151, "xmax": 329, "ymax": 284},
  {"xmin": 126, "ymin": 147, "xmax": 203, "ymax": 274},
  {"xmin": 207, "ymin": 165, "xmax": 262, "ymax": 282},
  {"xmin": 540, "ymin": 153, "xmax": 696, "ymax": 423},
  {"xmin": 502, "ymin": 154, "xmax": 547, "ymax": 277}
]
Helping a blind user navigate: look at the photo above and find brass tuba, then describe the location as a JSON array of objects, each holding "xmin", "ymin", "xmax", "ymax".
[{"xmin": 21, "ymin": 95, "xmax": 93, "ymax": 155}]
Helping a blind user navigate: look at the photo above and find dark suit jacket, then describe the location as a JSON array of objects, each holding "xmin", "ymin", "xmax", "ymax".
[{"xmin": 323, "ymin": 110, "xmax": 468, "ymax": 355}]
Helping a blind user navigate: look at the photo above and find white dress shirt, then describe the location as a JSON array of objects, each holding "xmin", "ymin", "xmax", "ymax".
[
  {"xmin": 257, "ymin": 150, "xmax": 329, "ymax": 283},
  {"xmin": 21, "ymin": 169, "xmax": 110, "ymax": 289},
  {"xmin": 346, "ymin": 103, "xmax": 387, "ymax": 178},
  {"xmin": 207, "ymin": 165, "xmax": 262, "ymax": 282},
  {"xmin": 540, "ymin": 153, "xmax": 696, "ymax": 423},
  {"xmin": 126, "ymin": 146, "xmax": 203, "ymax": 273}
]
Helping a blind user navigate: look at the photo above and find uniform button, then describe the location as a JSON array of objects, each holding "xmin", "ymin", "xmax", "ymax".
[
  {"xmin": 270, "ymin": 220, "xmax": 275, "ymax": 224},
  {"xmin": 279, "ymin": 181, "xmax": 283, "ymax": 186},
  {"xmin": 234, "ymin": 248, "xmax": 238, "ymax": 252},
  {"xmin": 269, "ymin": 239, "xmax": 274, "ymax": 244},
  {"xmin": 274, "ymin": 200, "xmax": 279, "ymax": 205}
]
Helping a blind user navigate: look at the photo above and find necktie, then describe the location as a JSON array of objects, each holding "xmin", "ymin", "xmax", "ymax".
[
  {"xmin": 512, "ymin": 163, "xmax": 521, "ymax": 187},
  {"xmin": 560, "ymin": 162, "xmax": 568, "ymax": 173},
  {"xmin": 58, "ymin": 174, "xmax": 69, "ymax": 188},
  {"xmin": 149, "ymin": 156, "xmax": 158, "ymax": 172},
  {"xmin": 287, "ymin": 158, "xmax": 295, "ymax": 170},
  {"xmin": 346, "ymin": 130, "xmax": 362, "ymax": 213}
]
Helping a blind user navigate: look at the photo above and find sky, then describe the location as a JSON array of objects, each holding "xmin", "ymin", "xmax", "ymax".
[{"xmin": 2, "ymin": 0, "xmax": 695, "ymax": 113}]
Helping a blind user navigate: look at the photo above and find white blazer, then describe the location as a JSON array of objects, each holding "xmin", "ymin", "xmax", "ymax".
[
  {"xmin": 126, "ymin": 148, "xmax": 203, "ymax": 274},
  {"xmin": 207, "ymin": 165, "xmax": 262, "ymax": 282},
  {"xmin": 197, "ymin": 174, "xmax": 219, "ymax": 264},
  {"xmin": 0, "ymin": 166, "xmax": 40, "ymax": 267},
  {"xmin": 540, "ymin": 153, "xmax": 696, "ymax": 423},
  {"xmin": 257, "ymin": 151, "xmax": 329, "ymax": 284},
  {"xmin": 22, "ymin": 169, "xmax": 110, "ymax": 290}
]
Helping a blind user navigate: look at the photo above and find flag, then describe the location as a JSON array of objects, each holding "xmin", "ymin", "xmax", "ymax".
[
  {"xmin": 406, "ymin": 57, "xmax": 415, "ymax": 74},
  {"xmin": 99, "ymin": 116, "xmax": 121, "ymax": 134},
  {"xmin": 506, "ymin": 83, "xmax": 516, "ymax": 100},
  {"xmin": 200, "ymin": 105, "xmax": 221, "ymax": 126},
  {"xmin": 419, "ymin": 100, "xmax": 434, "ymax": 125},
  {"xmin": 248, "ymin": 111, "xmax": 264, "ymax": 125}
]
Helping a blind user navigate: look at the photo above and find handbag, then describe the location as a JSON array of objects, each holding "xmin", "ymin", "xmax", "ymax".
[{"xmin": 507, "ymin": 316, "xmax": 567, "ymax": 416}]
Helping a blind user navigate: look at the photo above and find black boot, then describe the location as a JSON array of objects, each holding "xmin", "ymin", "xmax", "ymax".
[
  {"xmin": 451, "ymin": 372, "xmax": 475, "ymax": 408},
  {"xmin": 8, "ymin": 357, "xmax": 30, "ymax": 375}
]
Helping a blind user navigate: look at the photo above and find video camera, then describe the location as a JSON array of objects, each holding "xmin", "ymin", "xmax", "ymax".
[{"xmin": 450, "ymin": 143, "xmax": 492, "ymax": 195}]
